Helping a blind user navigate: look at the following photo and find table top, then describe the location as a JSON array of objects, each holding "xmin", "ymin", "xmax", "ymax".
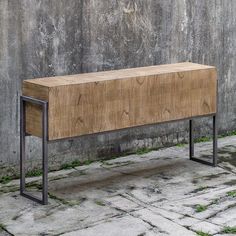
[{"xmin": 23, "ymin": 62, "xmax": 215, "ymax": 88}]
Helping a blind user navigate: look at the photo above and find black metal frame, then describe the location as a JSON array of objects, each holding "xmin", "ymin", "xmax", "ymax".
[
  {"xmin": 189, "ymin": 116, "xmax": 217, "ymax": 167},
  {"xmin": 20, "ymin": 95, "xmax": 218, "ymax": 205},
  {"xmin": 20, "ymin": 96, "xmax": 48, "ymax": 205}
]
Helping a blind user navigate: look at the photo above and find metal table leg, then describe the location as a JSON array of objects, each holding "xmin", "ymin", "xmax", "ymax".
[
  {"xmin": 189, "ymin": 115, "xmax": 218, "ymax": 167},
  {"xmin": 20, "ymin": 96, "xmax": 48, "ymax": 205}
]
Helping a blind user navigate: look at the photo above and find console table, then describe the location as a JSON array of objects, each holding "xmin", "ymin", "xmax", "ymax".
[{"xmin": 20, "ymin": 62, "xmax": 218, "ymax": 204}]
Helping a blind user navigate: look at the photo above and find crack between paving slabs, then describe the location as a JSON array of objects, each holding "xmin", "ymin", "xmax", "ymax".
[
  {"xmin": 218, "ymin": 164, "xmax": 236, "ymax": 175},
  {"xmin": 205, "ymin": 202, "xmax": 236, "ymax": 220},
  {"xmin": 0, "ymin": 225, "xmax": 15, "ymax": 236},
  {"xmin": 55, "ymin": 212, "xmax": 125, "ymax": 236}
]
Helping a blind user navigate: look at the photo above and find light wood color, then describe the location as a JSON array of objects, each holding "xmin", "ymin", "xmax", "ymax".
[{"xmin": 22, "ymin": 62, "xmax": 217, "ymax": 141}]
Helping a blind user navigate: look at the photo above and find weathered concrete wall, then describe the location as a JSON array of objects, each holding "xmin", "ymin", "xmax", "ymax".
[{"xmin": 0, "ymin": 0, "xmax": 236, "ymax": 175}]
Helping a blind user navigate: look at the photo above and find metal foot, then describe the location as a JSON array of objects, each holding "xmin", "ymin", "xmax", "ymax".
[
  {"xmin": 189, "ymin": 115, "xmax": 217, "ymax": 167},
  {"xmin": 20, "ymin": 96, "xmax": 48, "ymax": 205}
]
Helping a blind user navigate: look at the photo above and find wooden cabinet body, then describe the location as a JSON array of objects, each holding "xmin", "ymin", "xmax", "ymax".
[{"xmin": 23, "ymin": 62, "xmax": 217, "ymax": 141}]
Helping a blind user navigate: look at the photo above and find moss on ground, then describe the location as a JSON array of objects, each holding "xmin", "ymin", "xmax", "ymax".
[
  {"xmin": 176, "ymin": 143, "xmax": 186, "ymax": 147},
  {"xmin": 227, "ymin": 190, "xmax": 236, "ymax": 198},
  {"xmin": 94, "ymin": 200, "xmax": 106, "ymax": 206},
  {"xmin": 136, "ymin": 147, "xmax": 152, "ymax": 155},
  {"xmin": 195, "ymin": 204, "xmax": 208, "ymax": 213},
  {"xmin": 222, "ymin": 226, "xmax": 236, "ymax": 234},
  {"xmin": 0, "ymin": 223, "xmax": 6, "ymax": 232},
  {"xmin": 0, "ymin": 176, "xmax": 14, "ymax": 184},
  {"xmin": 196, "ymin": 231, "xmax": 212, "ymax": 236},
  {"xmin": 195, "ymin": 137, "xmax": 212, "ymax": 143},
  {"xmin": 26, "ymin": 169, "xmax": 42, "ymax": 177},
  {"xmin": 48, "ymin": 192, "xmax": 84, "ymax": 206}
]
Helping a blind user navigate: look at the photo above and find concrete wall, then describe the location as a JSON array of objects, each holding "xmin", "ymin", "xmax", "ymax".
[{"xmin": 0, "ymin": 0, "xmax": 236, "ymax": 175}]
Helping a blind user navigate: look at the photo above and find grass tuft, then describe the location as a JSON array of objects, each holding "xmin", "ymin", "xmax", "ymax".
[
  {"xmin": 60, "ymin": 163, "xmax": 73, "ymax": 170},
  {"xmin": 94, "ymin": 200, "xmax": 106, "ymax": 206},
  {"xmin": 196, "ymin": 231, "xmax": 212, "ymax": 236},
  {"xmin": 195, "ymin": 186, "xmax": 209, "ymax": 192},
  {"xmin": 219, "ymin": 130, "xmax": 236, "ymax": 138},
  {"xmin": 195, "ymin": 204, "xmax": 208, "ymax": 213},
  {"xmin": 0, "ymin": 176, "xmax": 13, "ymax": 184},
  {"xmin": 227, "ymin": 190, "xmax": 236, "ymax": 198},
  {"xmin": 176, "ymin": 143, "xmax": 186, "ymax": 147},
  {"xmin": 26, "ymin": 169, "xmax": 42, "ymax": 177},
  {"xmin": 48, "ymin": 192, "xmax": 84, "ymax": 206},
  {"xmin": 0, "ymin": 223, "xmax": 6, "ymax": 232},
  {"xmin": 60, "ymin": 159, "xmax": 93, "ymax": 170},
  {"xmin": 84, "ymin": 160, "xmax": 93, "ymax": 165},
  {"xmin": 48, "ymin": 193, "xmax": 71, "ymax": 206},
  {"xmin": 136, "ymin": 147, "xmax": 152, "ymax": 155},
  {"xmin": 222, "ymin": 226, "xmax": 236, "ymax": 234},
  {"xmin": 210, "ymin": 198, "xmax": 220, "ymax": 205},
  {"xmin": 195, "ymin": 137, "xmax": 211, "ymax": 143}
]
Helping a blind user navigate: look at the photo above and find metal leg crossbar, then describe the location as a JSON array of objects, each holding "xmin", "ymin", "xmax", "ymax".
[
  {"xmin": 189, "ymin": 115, "xmax": 218, "ymax": 167},
  {"xmin": 20, "ymin": 96, "xmax": 49, "ymax": 205}
]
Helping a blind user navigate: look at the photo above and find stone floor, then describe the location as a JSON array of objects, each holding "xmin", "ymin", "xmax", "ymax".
[{"xmin": 1, "ymin": 136, "xmax": 236, "ymax": 236}]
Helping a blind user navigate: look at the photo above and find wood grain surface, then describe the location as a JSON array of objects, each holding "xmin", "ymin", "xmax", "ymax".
[{"xmin": 22, "ymin": 62, "xmax": 217, "ymax": 140}]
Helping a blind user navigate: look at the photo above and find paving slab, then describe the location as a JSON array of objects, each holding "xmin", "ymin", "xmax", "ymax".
[
  {"xmin": 210, "ymin": 205, "xmax": 236, "ymax": 226},
  {"xmin": 215, "ymin": 234, "xmax": 236, "ymax": 236},
  {"xmin": 190, "ymin": 221, "xmax": 223, "ymax": 234},
  {"xmin": 103, "ymin": 195, "xmax": 141, "ymax": 212},
  {"xmin": 61, "ymin": 215, "xmax": 157, "ymax": 236},
  {"xmin": 131, "ymin": 208, "xmax": 196, "ymax": 236},
  {"xmin": 0, "ymin": 194, "xmax": 120, "ymax": 236}
]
